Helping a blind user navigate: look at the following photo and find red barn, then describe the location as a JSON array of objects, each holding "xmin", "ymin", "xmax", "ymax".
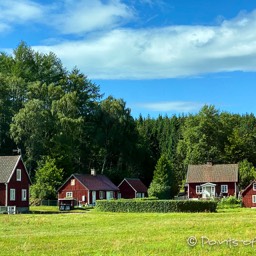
[
  {"xmin": 186, "ymin": 162, "xmax": 238, "ymax": 199},
  {"xmin": 242, "ymin": 180, "xmax": 256, "ymax": 208},
  {"xmin": 0, "ymin": 155, "xmax": 31, "ymax": 213},
  {"xmin": 118, "ymin": 178, "xmax": 148, "ymax": 199},
  {"xmin": 58, "ymin": 170, "xmax": 119, "ymax": 207}
]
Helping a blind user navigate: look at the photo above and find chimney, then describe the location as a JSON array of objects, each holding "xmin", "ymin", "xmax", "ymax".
[{"xmin": 91, "ymin": 168, "xmax": 96, "ymax": 176}]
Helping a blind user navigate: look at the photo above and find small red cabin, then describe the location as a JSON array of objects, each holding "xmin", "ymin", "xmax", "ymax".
[
  {"xmin": 58, "ymin": 170, "xmax": 119, "ymax": 207},
  {"xmin": 186, "ymin": 163, "xmax": 238, "ymax": 199},
  {"xmin": 242, "ymin": 180, "xmax": 256, "ymax": 208},
  {"xmin": 0, "ymin": 155, "xmax": 31, "ymax": 213},
  {"xmin": 118, "ymin": 178, "xmax": 148, "ymax": 199}
]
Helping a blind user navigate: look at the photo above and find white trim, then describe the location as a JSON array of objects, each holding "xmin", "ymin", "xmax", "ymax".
[
  {"xmin": 221, "ymin": 185, "xmax": 228, "ymax": 193},
  {"xmin": 16, "ymin": 169, "xmax": 21, "ymax": 181},
  {"xmin": 5, "ymin": 183, "xmax": 8, "ymax": 207},
  {"xmin": 253, "ymin": 183, "xmax": 256, "ymax": 191},
  {"xmin": 22, "ymin": 189, "xmax": 27, "ymax": 201},
  {"xmin": 187, "ymin": 184, "xmax": 190, "ymax": 199},
  {"xmin": 10, "ymin": 189, "xmax": 15, "ymax": 201},
  {"xmin": 196, "ymin": 185, "xmax": 202, "ymax": 194},
  {"xmin": 252, "ymin": 195, "xmax": 256, "ymax": 204},
  {"xmin": 88, "ymin": 191, "xmax": 90, "ymax": 205},
  {"xmin": 66, "ymin": 192, "xmax": 73, "ymax": 198}
]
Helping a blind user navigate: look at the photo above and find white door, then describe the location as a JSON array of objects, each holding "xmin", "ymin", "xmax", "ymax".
[{"xmin": 92, "ymin": 191, "xmax": 96, "ymax": 204}]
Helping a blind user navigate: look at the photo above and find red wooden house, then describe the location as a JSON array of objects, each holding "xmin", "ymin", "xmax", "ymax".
[
  {"xmin": 118, "ymin": 178, "xmax": 148, "ymax": 199},
  {"xmin": 58, "ymin": 169, "xmax": 119, "ymax": 207},
  {"xmin": 186, "ymin": 162, "xmax": 238, "ymax": 199},
  {"xmin": 0, "ymin": 155, "xmax": 31, "ymax": 213},
  {"xmin": 241, "ymin": 180, "xmax": 256, "ymax": 208}
]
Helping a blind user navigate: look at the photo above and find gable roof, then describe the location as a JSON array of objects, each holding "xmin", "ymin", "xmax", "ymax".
[
  {"xmin": 119, "ymin": 178, "xmax": 148, "ymax": 193},
  {"xmin": 0, "ymin": 155, "xmax": 31, "ymax": 183},
  {"xmin": 241, "ymin": 180, "xmax": 256, "ymax": 196},
  {"xmin": 186, "ymin": 163, "xmax": 238, "ymax": 183},
  {"xmin": 59, "ymin": 173, "xmax": 119, "ymax": 192}
]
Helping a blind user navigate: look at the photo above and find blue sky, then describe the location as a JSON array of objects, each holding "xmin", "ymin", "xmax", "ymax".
[{"xmin": 0, "ymin": 0, "xmax": 256, "ymax": 118}]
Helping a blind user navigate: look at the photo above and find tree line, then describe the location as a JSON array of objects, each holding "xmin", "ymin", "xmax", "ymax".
[{"xmin": 0, "ymin": 43, "xmax": 255, "ymax": 199}]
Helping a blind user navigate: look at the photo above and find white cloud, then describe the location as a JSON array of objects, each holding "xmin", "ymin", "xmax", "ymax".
[
  {"xmin": 0, "ymin": 0, "xmax": 44, "ymax": 24},
  {"xmin": 1, "ymin": 1, "xmax": 256, "ymax": 79},
  {"xmin": 136, "ymin": 101, "xmax": 204, "ymax": 112},
  {"xmin": 49, "ymin": 0, "xmax": 134, "ymax": 35},
  {"xmin": 34, "ymin": 10, "xmax": 256, "ymax": 79}
]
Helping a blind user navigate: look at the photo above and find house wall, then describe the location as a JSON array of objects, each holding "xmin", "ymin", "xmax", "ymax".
[
  {"xmin": 242, "ymin": 186, "xmax": 256, "ymax": 208},
  {"xmin": 0, "ymin": 183, "xmax": 6, "ymax": 206},
  {"xmin": 188, "ymin": 182, "xmax": 236, "ymax": 198},
  {"xmin": 58, "ymin": 178, "xmax": 89, "ymax": 204},
  {"xmin": 118, "ymin": 181, "xmax": 136, "ymax": 199},
  {"xmin": 58, "ymin": 177, "xmax": 118, "ymax": 205},
  {"xmin": 7, "ymin": 160, "xmax": 30, "ymax": 210}
]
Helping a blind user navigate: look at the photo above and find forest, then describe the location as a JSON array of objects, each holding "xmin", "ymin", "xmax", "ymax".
[{"xmin": 1, "ymin": 42, "xmax": 256, "ymax": 200}]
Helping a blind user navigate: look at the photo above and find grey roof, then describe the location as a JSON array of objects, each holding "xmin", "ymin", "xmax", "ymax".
[
  {"xmin": 186, "ymin": 163, "xmax": 238, "ymax": 183},
  {"xmin": 0, "ymin": 155, "xmax": 21, "ymax": 183}
]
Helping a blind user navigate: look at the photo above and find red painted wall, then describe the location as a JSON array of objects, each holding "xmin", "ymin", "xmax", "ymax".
[
  {"xmin": 242, "ymin": 185, "xmax": 256, "ymax": 208},
  {"xmin": 118, "ymin": 180, "xmax": 135, "ymax": 199},
  {"xmin": 6, "ymin": 160, "xmax": 30, "ymax": 208},
  {"xmin": 0, "ymin": 184, "xmax": 6, "ymax": 206},
  {"xmin": 188, "ymin": 182, "xmax": 237, "ymax": 199},
  {"xmin": 58, "ymin": 177, "xmax": 118, "ymax": 205}
]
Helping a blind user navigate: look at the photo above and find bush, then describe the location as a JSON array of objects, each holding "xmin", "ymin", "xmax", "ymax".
[
  {"xmin": 96, "ymin": 199, "xmax": 217, "ymax": 213},
  {"xmin": 218, "ymin": 196, "xmax": 241, "ymax": 208}
]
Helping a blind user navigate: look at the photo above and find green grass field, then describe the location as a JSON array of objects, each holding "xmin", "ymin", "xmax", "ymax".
[{"xmin": 0, "ymin": 207, "xmax": 256, "ymax": 255}]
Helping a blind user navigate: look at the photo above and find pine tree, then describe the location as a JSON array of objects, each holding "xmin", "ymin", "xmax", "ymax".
[{"xmin": 148, "ymin": 154, "xmax": 179, "ymax": 199}]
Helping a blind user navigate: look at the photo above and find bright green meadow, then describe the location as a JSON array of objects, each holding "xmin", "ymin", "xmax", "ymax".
[{"xmin": 0, "ymin": 207, "xmax": 256, "ymax": 255}]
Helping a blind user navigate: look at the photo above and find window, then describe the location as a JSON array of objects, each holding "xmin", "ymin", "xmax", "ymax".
[
  {"xmin": 22, "ymin": 189, "xmax": 27, "ymax": 201},
  {"xmin": 16, "ymin": 169, "xmax": 21, "ymax": 181},
  {"xmin": 66, "ymin": 192, "xmax": 73, "ymax": 198},
  {"xmin": 106, "ymin": 191, "xmax": 113, "ymax": 200},
  {"xmin": 10, "ymin": 189, "xmax": 16, "ymax": 201},
  {"xmin": 71, "ymin": 179, "xmax": 75, "ymax": 186},
  {"xmin": 253, "ymin": 183, "xmax": 256, "ymax": 191},
  {"xmin": 221, "ymin": 185, "xmax": 228, "ymax": 193},
  {"xmin": 196, "ymin": 185, "xmax": 202, "ymax": 194},
  {"xmin": 136, "ymin": 193, "xmax": 142, "ymax": 198},
  {"xmin": 252, "ymin": 195, "xmax": 256, "ymax": 204},
  {"xmin": 99, "ymin": 191, "xmax": 104, "ymax": 199}
]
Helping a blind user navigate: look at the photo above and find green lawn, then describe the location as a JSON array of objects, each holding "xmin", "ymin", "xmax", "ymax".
[{"xmin": 0, "ymin": 207, "xmax": 256, "ymax": 255}]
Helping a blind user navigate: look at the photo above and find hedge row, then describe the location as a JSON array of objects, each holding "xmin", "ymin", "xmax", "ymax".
[{"xmin": 95, "ymin": 199, "xmax": 217, "ymax": 213}]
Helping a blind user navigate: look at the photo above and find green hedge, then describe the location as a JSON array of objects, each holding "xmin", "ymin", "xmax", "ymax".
[{"xmin": 95, "ymin": 199, "xmax": 217, "ymax": 213}]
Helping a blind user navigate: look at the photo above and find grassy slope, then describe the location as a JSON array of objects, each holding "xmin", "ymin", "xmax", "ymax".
[{"xmin": 0, "ymin": 208, "xmax": 256, "ymax": 255}]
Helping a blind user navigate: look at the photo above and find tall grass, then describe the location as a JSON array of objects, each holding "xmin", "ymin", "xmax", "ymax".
[{"xmin": 0, "ymin": 207, "xmax": 255, "ymax": 255}]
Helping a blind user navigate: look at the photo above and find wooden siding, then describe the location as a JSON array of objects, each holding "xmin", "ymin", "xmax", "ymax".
[
  {"xmin": 188, "ymin": 182, "xmax": 236, "ymax": 199},
  {"xmin": 242, "ymin": 184, "xmax": 256, "ymax": 208},
  {"xmin": 118, "ymin": 180, "xmax": 135, "ymax": 199},
  {"xmin": 58, "ymin": 177, "xmax": 118, "ymax": 205},
  {"xmin": 0, "ymin": 183, "xmax": 6, "ymax": 206},
  {"xmin": 6, "ymin": 160, "xmax": 30, "ymax": 208}
]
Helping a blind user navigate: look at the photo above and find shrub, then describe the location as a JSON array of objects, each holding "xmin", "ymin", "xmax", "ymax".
[
  {"xmin": 218, "ymin": 196, "xmax": 241, "ymax": 208},
  {"xmin": 96, "ymin": 199, "xmax": 217, "ymax": 213}
]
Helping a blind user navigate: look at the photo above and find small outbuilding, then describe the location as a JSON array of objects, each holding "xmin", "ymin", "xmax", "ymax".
[
  {"xmin": 241, "ymin": 180, "xmax": 256, "ymax": 208},
  {"xmin": 58, "ymin": 169, "xmax": 119, "ymax": 207},
  {"xmin": 0, "ymin": 155, "xmax": 31, "ymax": 213},
  {"xmin": 118, "ymin": 178, "xmax": 148, "ymax": 199}
]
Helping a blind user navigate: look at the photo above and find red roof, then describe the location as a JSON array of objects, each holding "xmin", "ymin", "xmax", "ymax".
[
  {"xmin": 186, "ymin": 163, "xmax": 238, "ymax": 183},
  {"xmin": 71, "ymin": 173, "xmax": 119, "ymax": 191},
  {"xmin": 119, "ymin": 178, "xmax": 148, "ymax": 193}
]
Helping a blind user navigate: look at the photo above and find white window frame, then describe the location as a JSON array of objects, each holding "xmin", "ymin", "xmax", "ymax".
[
  {"xmin": 136, "ymin": 193, "xmax": 142, "ymax": 198},
  {"xmin": 66, "ymin": 192, "xmax": 73, "ymax": 198},
  {"xmin": 71, "ymin": 179, "xmax": 75, "ymax": 186},
  {"xmin": 16, "ymin": 169, "xmax": 21, "ymax": 181},
  {"xmin": 10, "ymin": 189, "xmax": 16, "ymax": 201},
  {"xmin": 253, "ymin": 183, "xmax": 256, "ymax": 191},
  {"xmin": 22, "ymin": 189, "xmax": 27, "ymax": 201},
  {"xmin": 252, "ymin": 195, "xmax": 256, "ymax": 204},
  {"xmin": 196, "ymin": 185, "xmax": 202, "ymax": 194},
  {"xmin": 99, "ymin": 191, "xmax": 104, "ymax": 199},
  {"xmin": 221, "ymin": 185, "xmax": 228, "ymax": 193},
  {"xmin": 106, "ymin": 191, "xmax": 114, "ymax": 200}
]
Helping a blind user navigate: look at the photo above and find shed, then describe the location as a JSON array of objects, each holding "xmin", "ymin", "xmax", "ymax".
[{"xmin": 118, "ymin": 178, "xmax": 148, "ymax": 198}]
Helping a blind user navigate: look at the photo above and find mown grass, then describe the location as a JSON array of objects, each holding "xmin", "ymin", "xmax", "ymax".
[{"xmin": 0, "ymin": 207, "xmax": 256, "ymax": 255}]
